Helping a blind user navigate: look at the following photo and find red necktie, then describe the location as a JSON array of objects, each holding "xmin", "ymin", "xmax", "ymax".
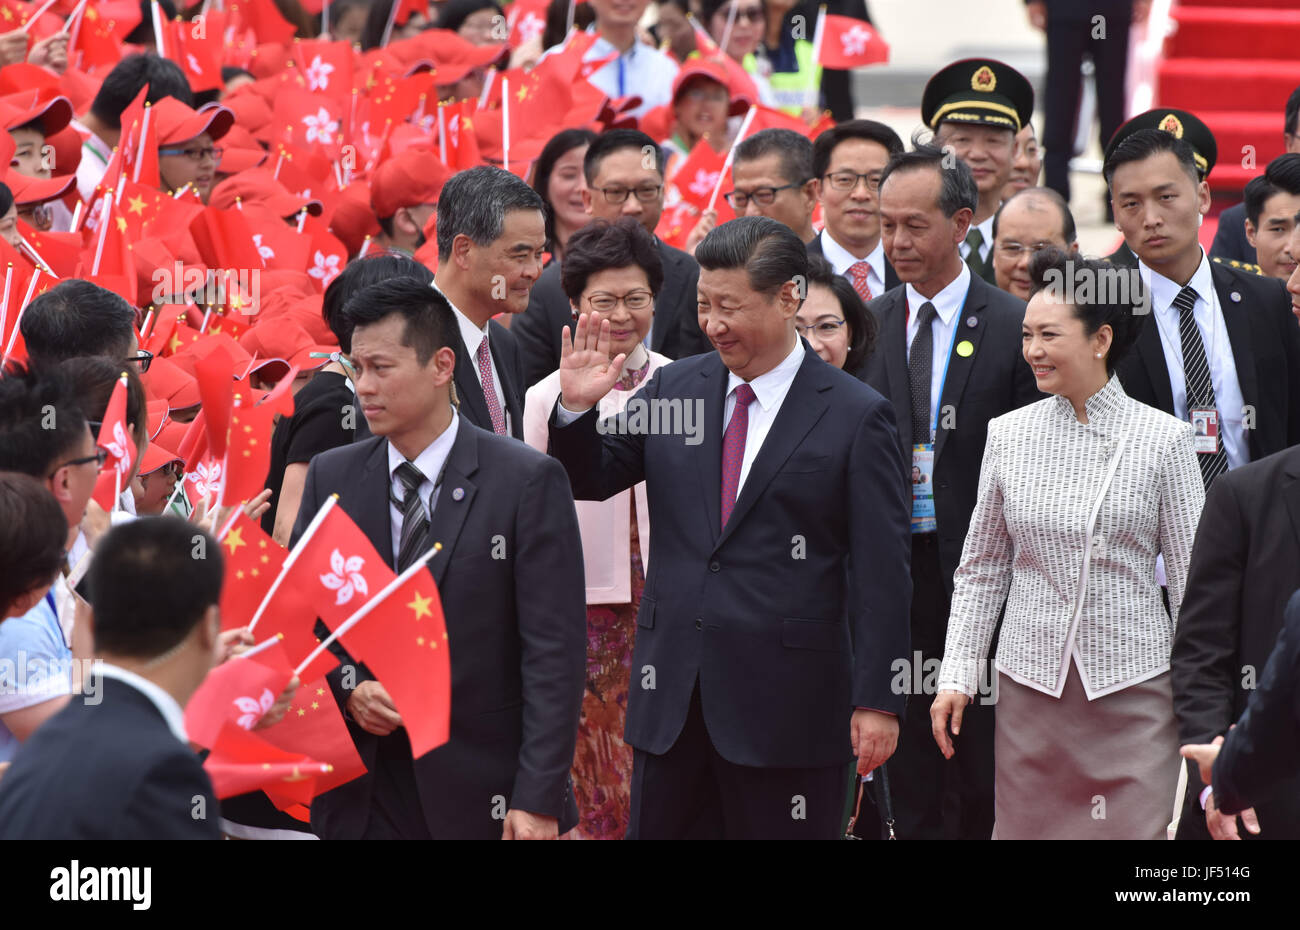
[
  {"xmin": 720, "ymin": 383, "xmax": 757, "ymax": 528},
  {"xmin": 476, "ymin": 336, "xmax": 507, "ymax": 435},
  {"xmin": 849, "ymin": 261, "xmax": 873, "ymax": 302}
]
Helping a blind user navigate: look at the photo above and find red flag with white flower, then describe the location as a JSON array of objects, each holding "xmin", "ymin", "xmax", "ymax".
[
  {"xmin": 185, "ymin": 636, "xmax": 296, "ymax": 748},
  {"xmin": 165, "ymin": 11, "xmax": 226, "ymax": 93},
  {"xmin": 292, "ymin": 39, "xmax": 354, "ymax": 106},
  {"xmin": 816, "ymin": 15, "xmax": 889, "ymax": 70},
  {"xmin": 303, "ymin": 221, "xmax": 347, "ymax": 291},
  {"xmin": 91, "ymin": 372, "xmax": 137, "ymax": 510},
  {"xmin": 273, "ymin": 89, "xmax": 345, "ymax": 161},
  {"xmin": 670, "ymin": 139, "xmax": 729, "ymax": 212},
  {"xmin": 506, "ymin": 0, "xmax": 547, "ymax": 48},
  {"xmin": 259, "ymin": 673, "xmax": 367, "ymax": 810}
]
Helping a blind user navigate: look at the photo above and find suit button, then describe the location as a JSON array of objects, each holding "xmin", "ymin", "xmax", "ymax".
[
  {"xmin": 695, "ymin": 618, "xmax": 703, "ymax": 631},
  {"xmin": 709, "ymin": 560, "xmax": 720, "ymax": 572}
]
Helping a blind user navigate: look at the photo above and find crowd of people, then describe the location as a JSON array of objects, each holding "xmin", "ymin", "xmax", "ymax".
[{"xmin": 0, "ymin": 0, "xmax": 1296, "ymax": 842}]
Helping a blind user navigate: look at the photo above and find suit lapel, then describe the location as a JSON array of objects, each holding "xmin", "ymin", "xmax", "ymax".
[
  {"xmin": 425, "ymin": 418, "xmax": 479, "ymax": 587},
  {"xmin": 1135, "ymin": 307, "xmax": 1175, "ymax": 414},
  {"xmin": 1283, "ymin": 458, "xmax": 1300, "ymax": 557},
  {"xmin": 652, "ymin": 243, "xmax": 679, "ymax": 354},
  {"xmin": 698, "ymin": 360, "xmax": 727, "ymax": 544},
  {"xmin": 715, "ymin": 348, "xmax": 830, "ymax": 550},
  {"xmin": 879, "ymin": 290, "xmax": 912, "ymax": 454},
  {"xmin": 356, "ymin": 439, "xmax": 394, "ymax": 567},
  {"xmin": 1211, "ymin": 264, "xmax": 1260, "ymax": 440},
  {"xmin": 884, "ymin": 255, "xmax": 900, "ymax": 291},
  {"xmin": 933, "ymin": 278, "xmax": 988, "ymax": 462},
  {"xmin": 454, "ymin": 330, "xmax": 493, "ymax": 430}
]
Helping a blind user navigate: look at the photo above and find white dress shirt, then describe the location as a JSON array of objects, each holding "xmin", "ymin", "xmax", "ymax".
[
  {"xmin": 94, "ymin": 662, "xmax": 189, "ymax": 745},
  {"xmin": 386, "ymin": 410, "xmax": 460, "ymax": 565},
  {"xmin": 582, "ymin": 33, "xmax": 679, "ymax": 118},
  {"xmin": 440, "ymin": 285, "xmax": 511, "ymax": 436},
  {"xmin": 819, "ymin": 230, "xmax": 887, "ymax": 298},
  {"xmin": 71, "ymin": 119, "xmax": 112, "ymax": 203},
  {"xmin": 959, "ymin": 214, "xmax": 995, "ymax": 264},
  {"xmin": 904, "ymin": 261, "xmax": 970, "ymax": 439},
  {"xmin": 723, "ymin": 335, "xmax": 806, "ymax": 495},
  {"xmin": 1139, "ymin": 251, "xmax": 1248, "ymax": 469}
]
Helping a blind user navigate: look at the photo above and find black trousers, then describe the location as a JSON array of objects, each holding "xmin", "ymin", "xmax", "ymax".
[
  {"xmin": 875, "ymin": 532, "xmax": 996, "ymax": 840},
  {"xmin": 360, "ymin": 729, "xmax": 434, "ymax": 840},
  {"xmin": 627, "ymin": 682, "xmax": 845, "ymax": 839},
  {"xmin": 1043, "ymin": 13, "xmax": 1131, "ymax": 202}
]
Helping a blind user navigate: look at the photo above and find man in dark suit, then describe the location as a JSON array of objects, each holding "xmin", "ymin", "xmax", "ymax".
[
  {"xmin": 729, "ymin": 129, "xmax": 819, "ymax": 245},
  {"xmin": 1181, "ymin": 589, "xmax": 1300, "ymax": 838},
  {"xmin": 1171, "ymin": 445, "xmax": 1300, "ymax": 840},
  {"xmin": 809, "ymin": 120, "xmax": 904, "ymax": 300},
  {"xmin": 431, "ymin": 166, "xmax": 542, "ymax": 441},
  {"xmin": 1104, "ymin": 123, "xmax": 1300, "ymax": 478},
  {"xmin": 549, "ymin": 216, "xmax": 911, "ymax": 839},
  {"xmin": 858, "ymin": 144, "xmax": 1040, "ymax": 840},
  {"xmin": 296, "ymin": 278, "xmax": 586, "ymax": 840},
  {"xmin": 0, "ymin": 518, "xmax": 224, "ymax": 839},
  {"xmin": 512, "ymin": 129, "xmax": 708, "ymax": 388}
]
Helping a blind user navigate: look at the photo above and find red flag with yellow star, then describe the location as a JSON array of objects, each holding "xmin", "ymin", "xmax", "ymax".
[
  {"xmin": 218, "ymin": 510, "xmax": 284, "ymax": 630},
  {"xmin": 222, "ymin": 367, "xmax": 295, "ymax": 505},
  {"xmin": 259, "ymin": 674, "xmax": 367, "ymax": 807},
  {"xmin": 203, "ymin": 720, "xmax": 333, "ymax": 803}
]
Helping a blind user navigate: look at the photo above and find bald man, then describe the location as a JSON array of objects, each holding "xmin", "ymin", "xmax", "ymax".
[{"xmin": 990, "ymin": 187, "xmax": 1078, "ymax": 300}]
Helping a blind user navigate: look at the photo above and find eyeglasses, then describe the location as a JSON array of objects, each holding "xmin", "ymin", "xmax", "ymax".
[
  {"xmin": 720, "ymin": 5, "xmax": 765, "ymax": 23},
  {"xmin": 18, "ymin": 203, "xmax": 51, "ymax": 227},
  {"xmin": 823, "ymin": 171, "xmax": 882, "ymax": 193},
  {"xmin": 683, "ymin": 87, "xmax": 728, "ymax": 105},
  {"xmin": 49, "ymin": 448, "xmax": 108, "ymax": 478},
  {"xmin": 995, "ymin": 241, "xmax": 1059, "ymax": 258},
  {"xmin": 795, "ymin": 319, "xmax": 847, "ymax": 339},
  {"xmin": 584, "ymin": 289, "xmax": 653, "ymax": 312},
  {"xmin": 158, "ymin": 145, "xmax": 224, "ymax": 165},
  {"xmin": 724, "ymin": 182, "xmax": 803, "ymax": 209},
  {"xmin": 127, "ymin": 349, "xmax": 154, "ymax": 373},
  {"xmin": 597, "ymin": 184, "xmax": 663, "ymax": 205}
]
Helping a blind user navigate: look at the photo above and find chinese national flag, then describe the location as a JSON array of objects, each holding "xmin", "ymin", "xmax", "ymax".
[
  {"xmin": 222, "ymin": 370, "xmax": 295, "ymax": 505},
  {"xmin": 72, "ymin": 2, "xmax": 132, "ymax": 71},
  {"xmin": 671, "ymin": 140, "xmax": 729, "ymax": 212},
  {"xmin": 189, "ymin": 206, "xmax": 265, "ymax": 272},
  {"xmin": 80, "ymin": 197, "xmax": 138, "ymax": 305},
  {"xmin": 441, "ymin": 100, "xmax": 481, "ymax": 171},
  {"xmin": 203, "ymin": 720, "xmax": 333, "ymax": 803},
  {"xmin": 333, "ymin": 567, "xmax": 451, "ymax": 758},
  {"xmin": 218, "ymin": 510, "xmax": 285, "ymax": 629},
  {"xmin": 228, "ymin": 0, "xmax": 297, "ymax": 46},
  {"xmin": 282, "ymin": 502, "xmax": 396, "ymax": 630},
  {"xmin": 144, "ymin": 303, "xmax": 186, "ymax": 356},
  {"xmin": 184, "ymin": 637, "xmax": 295, "ymax": 748},
  {"xmin": 192, "ymin": 344, "xmax": 234, "ymax": 459},
  {"xmin": 817, "ymin": 15, "xmax": 889, "ymax": 70},
  {"xmin": 91, "ymin": 372, "xmax": 136, "ymax": 510},
  {"xmin": 19, "ymin": 225, "xmax": 80, "ymax": 278},
  {"xmin": 259, "ymin": 674, "xmax": 366, "ymax": 806},
  {"xmin": 118, "ymin": 179, "xmax": 202, "ymax": 239}
]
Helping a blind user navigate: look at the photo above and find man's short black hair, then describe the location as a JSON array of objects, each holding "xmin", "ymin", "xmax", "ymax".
[
  {"xmin": 122, "ymin": 0, "xmax": 176, "ymax": 45},
  {"xmin": 812, "ymin": 119, "xmax": 905, "ymax": 180},
  {"xmin": 735, "ymin": 129, "xmax": 814, "ymax": 188},
  {"xmin": 879, "ymin": 142, "xmax": 978, "ymax": 217},
  {"xmin": 1243, "ymin": 152, "xmax": 1300, "ymax": 226},
  {"xmin": 696, "ymin": 215, "xmax": 808, "ymax": 298},
  {"xmin": 1103, "ymin": 127, "xmax": 1199, "ymax": 189},
  {"xmin": 583, "ymin": 129, "xmax": 664, "ymax": 185},
  {"xmin": 20, "ymin": 279, "xmax": 139, "ymax": 369},
  {"xmin": 435, "ymin": 165, "xmax": 545, "ymax": 262},
  {"xmin": 57, "ymin": 357, "xmax": 149, "ymax": 454},
  {"xmin": 342, "ymin": 278, "xmax": 459, "ymax": 366},
  {"xmin": 992, "ymin": 186, "xmax": 1077, "ymax": 244},
  {"xmin": 88, "ymin": 518, "xmax": 223, "ymax": 659},
  {"xmin": 0, "ymin": 472, "xmax": 67, "ymax": 616},
  {"xmin": 89, "ymin": 53, "xmax": 193, "ymax": 130},
  {"xmin": 0, "ymin": 365, "xmax": 88, "ymax": 479},
  {"xmin": 1287, "ymin": 84, "xmax": 1300, "ymax": 139},
  {"xmin": 561, "ymin": 218, "xmax": 665, "ymax": 302},
  {"xmin": 323, "ymin": 252, "xmax": 435, "ymax": 352}
]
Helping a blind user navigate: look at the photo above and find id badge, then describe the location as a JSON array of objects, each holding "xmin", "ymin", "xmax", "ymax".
[
  {"xmin": 1190, "ymin": 407, "xmax": 1219, "ymax": 455},
  {"xmin": 911, "ymin": 443, "xmax": 937, "ymax": 534}
]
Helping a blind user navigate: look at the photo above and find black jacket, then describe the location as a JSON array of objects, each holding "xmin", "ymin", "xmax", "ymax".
[{"xmin": 454, "ymin": 318, "xmax": 527, "ymax": 440}]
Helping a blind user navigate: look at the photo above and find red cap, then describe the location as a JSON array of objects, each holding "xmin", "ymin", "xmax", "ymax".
[
  {"xmin": 395, "ymin": 28, "xmax": 508, "ymax": 84},
  {"xmin": 45, "ymin": 125, "xmax": 82, "ymax": 178},
  {"xmin": 217, "ymin": 124, "xmax": 269, "ymax": 174},
  {"xmin": 0, "ymin": 64, "xmax": 61, "ymax": 98},
  {"xmin": 239, "ymin": 317, "xmax": 334, "ymax": 382},
  {"xmin": 210, "ymin": 168, "xmax": 323, "ymax": 218},
  {"xmin": 370, "ymin": 148, "xmax": 450, "ymax": 220},
  {"xmin": 0, "ymin": 92, "xmax": 73, "ymax": 136},
  {"xmin": 221, "ymin": 87, "xmax": 274, "ymax": 136},
  {"xmin": 145, "ymin": 398, "xmax": 170, "ymax": 439},
  {"xmin": 4, "ymin": 169, "xmax": 74, "ymax": 205},
  {"xmin": 672, "ymin": 59, "xmax": 753, "ymax": 116},
  {"xmin": 151, "ymin": 97, "xmax": 235, "ymax": 146},
  {"xmin": 142, "ymin": 355, "xmax": 202, "ymax": 410},
  {"xmin": 137, "ymin": 441, "xmax": 183, "ymax": 477},
  {"xmin": 329, "ymin": 182, "xmax": 380, "ymax": 257}
]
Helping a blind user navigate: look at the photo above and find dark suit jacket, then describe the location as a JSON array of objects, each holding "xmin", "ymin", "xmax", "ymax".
[
  {"xmin": 294, "ymin": 417, "xmax": 587, "ymax": 839},
  {"xmin": 1172, "ymin": 445, "xmax": 1300, "ymax": 836},
  {"xmin": 548, "ymin": 342, "xmax": 912, "ymax": 768},
  {"xmin": 858, "ymin": 273, "xmax": 1041, "ymax": 589},
  {"xmin": 0, "ymin": 677, "xmax": 219, "ymax": 839},
  {"xmin": 1209, "ymin": 202, "xmax": 1257, "ymax": 266},
  {"xmin": 807, "ymin": 230, "xmax": 901, "ymax": 292},
  {"xmin": 512, "ymin": 239, "xmax": 709, "ymax": 388},
  {"xmin": 1116, "ymin": 260, "xmax": 1300, "ymax": 461},
  {"xmin": 1213, "ymin": 589, "xmax": 1300, "ymax": 818},
  {"xmin": 455, "ymin": 318, "xmax": 525, "ymax": 440}
]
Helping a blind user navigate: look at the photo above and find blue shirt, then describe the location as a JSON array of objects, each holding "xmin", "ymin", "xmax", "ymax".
[{"xmin": 0, "ymin": 593, "xmax": 73, "ymax": 762}]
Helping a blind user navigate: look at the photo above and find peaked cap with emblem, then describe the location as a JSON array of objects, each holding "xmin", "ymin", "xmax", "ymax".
[
  {"xmin": 921, "ymin": 58, "xmax": 1034, "ymax": 133},
  {"xmin": 1104, "ymin": 108, "xmax": 1217, "ymax": 180}
]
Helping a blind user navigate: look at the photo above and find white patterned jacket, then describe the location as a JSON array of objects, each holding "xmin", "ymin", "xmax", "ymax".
[{"xmin": 937, "ymin": 376, "xmax": 1206, "ymax": 700}]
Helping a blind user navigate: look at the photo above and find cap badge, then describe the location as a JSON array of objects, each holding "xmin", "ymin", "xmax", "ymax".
[
  {"xmin": 971, "ymin": 66, "xmax": 996, "ymax": 93},
  {"xmin": 1158, "ymin": 113, "xmax": 1184, "ymax": 138}
]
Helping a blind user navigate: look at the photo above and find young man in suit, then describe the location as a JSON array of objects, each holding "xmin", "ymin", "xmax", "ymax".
[
  {"xmin": 1171, "ymin": 444, "xmax": 1300, "ymax": 840},
  {"xmin": 1105, "ymin": 125, "xmax": 1300, "ymax": 485},
  {"xmin": 809, "ymin": 120, "xmax": 905, "ymax": 301},
  {"xmin": 0, "ymin": 518, "xmax": 225, "ymax": 840},
  {"xmin": 549, "ymin": 216, "xmax": 912, "ymax": 839},
  {"xmin": 858, "ymin": 144, "xmax": 1041, "ymax": 840},
  {"xmin": 511, "ymin": 129, "xmax": 709, "ymax": 388},
  {"xmin": 923, "ymin": 59, "xmax": 1036, "ymax": 288},
  {"xmin": 728, "ymin": 129, "xmax": 819, "ymax": 245},
  {"xmin": 295, "ymin": 278, "xmax": 587, "ymax": 840},
  {"xmin": 431, "ymin": 166, "xmax": 543, "ymax": 441}
]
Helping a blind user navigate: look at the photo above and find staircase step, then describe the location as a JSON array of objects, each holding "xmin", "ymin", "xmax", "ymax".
[
  {"xmin": 1168, "ymin": 7, "xmax": 1300, "ymax": 59},
  {"xmin": 1157, "ymin": 58, "xmax": 1300, "ymax": 112}
]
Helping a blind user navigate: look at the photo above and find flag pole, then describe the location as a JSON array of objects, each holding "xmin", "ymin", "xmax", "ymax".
[
  {"xmin": 502, "ymin": 77, "xmax": 510, "ymax": 173},
  {"xmin": 805, "ymin": 6, "xmax": 827, "ymax": 113},
  {"xmin": 150, "ymin": 0, "xmax": 166, "ymax": 56},
  {"xmin": 232, "ymin": 632, "xmax": 285, "ymax": 661},
  {"xmin": 247, "ymin": 494, "xmax": 339, "ymax": 634},
  {"xmin": 1, "ymin": 270, "xmax": 40, "ymax": 368},
  {"xmin": 379, "ymin": 0, "xmax": 401, "ymax": 48},
  {"xmin": 437, "ymin": 104, "xmax": 447, "ymax": 166},
  {"xmin": 21, "ymin": 0, "xmax": 61, "ymax": 32},
  {"xmin": 164, "ymin": 471, "xmax": 188, "ymax": 515},
  {"xmin": 477, "ymin": 68, "xmax": 496, "ymax": 108},
  {"xmin": 294, "ymin": 542, "xmax": 443, "ymax": 678},
  {"xmin": 90, "ymin": 192, "xmax": 112, "ymax": 275},
  {"xmin": 133, "ymin": 104, "xmax": 153, "ymax": 183},
  {"xmin": 0, "ymin": 264, "xmax": 13, "ymax": 354},
  {"xmin": 707, "ymin": 105, "xmax": 758, "ymax": 212},
  {"xmin": 717, "ymin": 1, "xmax": 738, "ymax": 57},
  {"xmin": 564, "ymin": 0, "xmax": 575, "ymax": 36},
  {"xmin": 61, "ymin": 0, "xmax": 90, "ymax": 38}
]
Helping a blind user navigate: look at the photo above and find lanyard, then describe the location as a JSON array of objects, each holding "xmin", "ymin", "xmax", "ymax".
[{"xmin": 44, "ymin": 592, "xmax": 68, "ymax": 648}]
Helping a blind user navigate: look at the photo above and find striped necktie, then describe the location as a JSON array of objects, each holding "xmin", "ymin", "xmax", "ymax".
[
  {"xmin": 1173, "ymin": 285, "xmax": 1229, "ymax": 488},
  {"xmin": 395, "ymin": 461, "xmax": 430, "ymax": 572}
]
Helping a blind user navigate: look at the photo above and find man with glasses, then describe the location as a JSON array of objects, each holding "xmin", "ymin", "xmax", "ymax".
[
  {"xmin": 20, "ymin": 279, "xmax": 144, "ymax": 372},
  {"xmin": 728, "ymin": 129, "xmax": 818, "ymax": 245},
  {"xmin": 514, "ymin": 129, "xmax": 708, "ymax": 388},
  {"xmin": 991, "ymin": 187, "xmax": 1078, "ymax": 301},
  {"xmin": 809, "ymin": 120, "xmax": 905, "ymax": 302},
  {"xmin": 151, "ymin": 97, "xmax": 234, "ymax": 205}
]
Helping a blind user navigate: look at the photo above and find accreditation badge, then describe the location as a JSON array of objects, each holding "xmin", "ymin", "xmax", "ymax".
[
  {"xmin": 1189, "ymin": 407, "xmax": 1219, "ymax": 455},
  {"xmin": 911, "ymin": 443, "xmax": 937, "ymax": 533}
]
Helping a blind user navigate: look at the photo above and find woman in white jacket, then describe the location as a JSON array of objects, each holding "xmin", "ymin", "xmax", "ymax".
[
  {"xmin": 523, "ymin": 217, "xmax": 673, "ymax": 840},
  {"xmin": 931, "ymin": 248, "xmax": 1206, "ymax": 839}
]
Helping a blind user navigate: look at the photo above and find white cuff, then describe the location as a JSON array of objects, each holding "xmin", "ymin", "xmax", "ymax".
[
  {"xmin": 1199, "ymin": 785, "xmax": 1213, "ymax": 810},
  {"xmin": 554, "ymin": 401, "xmax": 593, "ymax": 425}
]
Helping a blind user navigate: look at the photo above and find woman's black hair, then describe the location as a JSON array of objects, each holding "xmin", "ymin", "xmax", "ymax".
[
  {"xmin": 0, "ymin": 182, "xmax": 13, "ymax": 218},
  {"xmin": 321, "ymin": 251, "xmax": 435, "ymax": 352},
  {"xmin": 803, "ymin": 254, "xmax": 875, "ymax": 373},
  {"xmin": 531, "ymin": 127, "xmax": 597, "ymax": 252},
  {"xmin": 560, "ymin": 218, "xmax": 664, "ymax": 303},
  {"xmin": 541, "ymin": 0, "xmax": 593, "ymax": 51},
  {"xmin": 436, "ymin": 0, "xmax": 504, "ymax": 33},
  {"xmin": 1029, "ymin": 246, "xmax": 1140, "ymax": 375}
]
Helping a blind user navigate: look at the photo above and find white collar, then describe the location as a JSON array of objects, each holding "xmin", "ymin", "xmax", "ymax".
[
  {"xmin": 819, "ymin": 229, "xmax": 884, "ymax": 280},
  {"xmin": 725, "ymin": 335, "xmax": 805, "ymax": 410},
  {"xmin": 386, "ymin": 410, "xmax": 460, "ymax": 485},
  {"xmin": 94, "ymin": 662, "xmax": 189, "ymax": 745},
  {"xmin": 1138, "ymin": 249, "xmax": 1213, "ymax": 318},
  {"xmin": 972, "ymin": 213, "xmax": 995, "ymax": 242},
  {"xmin": 905, "ymin": 260, "xmax": 971, "ymax": 326},
  {"xmin": 436, "ymin": 280, "xmax": 489, "ymax": 356}
]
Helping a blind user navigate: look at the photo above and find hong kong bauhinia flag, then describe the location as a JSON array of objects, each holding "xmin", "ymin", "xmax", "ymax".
[
  {"xmin": 91, "ymin": 372, "xmax": 136, "ymax": 510},
  {"xmin": 817, "ymin": 15, "xmax": 889, "ymax": 70}
]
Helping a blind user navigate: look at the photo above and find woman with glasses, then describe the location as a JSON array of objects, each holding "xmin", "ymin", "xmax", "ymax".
[
  {"xmin": 151, "ymin": 98, "xmax": 235, "ymax": 205},
  {"xmin": 796, "ymin": 254, "xmax": 876, "ymax": 375},
  {"xmin": 523, "ymin": 217, "xmax": 668, "ymax": 840},
  {"xmin": 701, "ymin": 0, "xmax": 777, "ymax": 106}
]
